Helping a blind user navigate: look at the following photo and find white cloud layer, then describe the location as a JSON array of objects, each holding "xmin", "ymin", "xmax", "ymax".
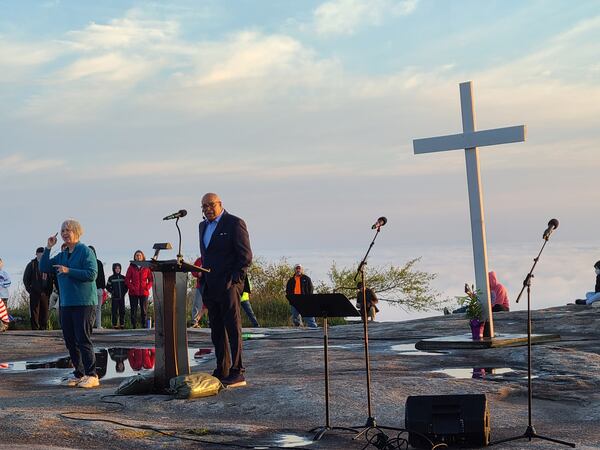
[
  {"xmin": 1, "ymin": 5, "xmax": 599, "ymax": 275},
  {"xmin": 313, "ymin": 0, "xmax": 418, "ymax": 36},
  {"xmin": 0, "ymin": 154, "xmax": 65, "ymax": 174}
]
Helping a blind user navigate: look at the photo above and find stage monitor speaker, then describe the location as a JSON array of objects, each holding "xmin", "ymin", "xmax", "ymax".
[{"xmin": 405, "ymin": 394, "xmax": 490, "ymax": 448}]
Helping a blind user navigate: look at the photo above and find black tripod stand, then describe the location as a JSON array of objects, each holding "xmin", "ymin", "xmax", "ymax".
[
  {"xmin": 492, "ymin": 224, "xmax": 575, "ymax": 448},
  {"xmin": 352, "ymin": 223, "xmax": 402, "ymax": 440}
]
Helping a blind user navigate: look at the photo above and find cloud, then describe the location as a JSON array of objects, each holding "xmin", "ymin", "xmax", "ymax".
[
  {"xmin": 0, "ymin": 154, "xmax": 65, "ymax": 174},
  {"xmin": 196, "ymin": 32, "xmax": 305, "ymax": 85},
  {"xmin": 66, "ymin": 16, "xmax": 180, "ymax": 51},
  {"xmin": 313, "ymin": 0, "xmax": 418, "ymax": 36},
  {"xmin": 59, "ymin": 53, "xmax": 155, "ymax": 82},
  {"xmin": 0, "ymin": 38, "xmax": 64, "ymax": 82}
]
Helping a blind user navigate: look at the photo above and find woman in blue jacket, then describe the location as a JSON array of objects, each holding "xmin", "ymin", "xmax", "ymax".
[{"xmin": 40, "ymin": 219, "xmax": 99, "ymax": 389}]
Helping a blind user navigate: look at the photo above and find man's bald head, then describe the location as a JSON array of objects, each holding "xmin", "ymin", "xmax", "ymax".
[{"xmin": 202, "ymin": 193, "xmax": 223, "ymax": 221}]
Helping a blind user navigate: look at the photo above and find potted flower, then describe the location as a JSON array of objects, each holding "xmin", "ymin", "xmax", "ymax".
[{"xmin": 457, "ymin": 283, "xmax": 485, "ymax": 340}]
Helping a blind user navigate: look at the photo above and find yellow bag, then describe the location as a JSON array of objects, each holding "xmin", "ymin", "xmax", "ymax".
[{"xmin": 169, "ymin": 373, "xmax": 224, "ymax": 399}]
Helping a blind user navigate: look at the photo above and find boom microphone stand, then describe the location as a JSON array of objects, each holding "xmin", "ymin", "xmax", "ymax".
[
  {"xmin": 352, "ymin": 217, "xmax": 401, "ymax": 439},
  {"xmin": 492, "ymin": 219, "xmax": 575, "ymax": 448}
]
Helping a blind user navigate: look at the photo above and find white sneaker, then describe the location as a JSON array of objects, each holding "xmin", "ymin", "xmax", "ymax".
[
  {"xmin": 63, "ymin": 376, "xmax": 82, "ymax": 387},
  {"xmin": 77, "ymin": 375, "xmax": 100, "ymax": 388}
]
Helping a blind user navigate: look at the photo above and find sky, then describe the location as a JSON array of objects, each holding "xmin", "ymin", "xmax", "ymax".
[{"xmin": 1, "ymin": 0, "xmax": 599, "ymax": 318}]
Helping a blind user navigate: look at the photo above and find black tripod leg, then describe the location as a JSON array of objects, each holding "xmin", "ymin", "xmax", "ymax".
[
  {"xmin": 352, "ymin": 417, "xmax": 377, "ymax": 440},
  {"xmin": 493, "ymin": 433, "xmax": 575, "ymax": 448},
  {"xmin": 311, "ymin": 426, "xmax": 359, "ymax": 441},
  {"xmin": 533, "ymin": 433, "xmax": 576, "ymax": 448},
  {"xmin": 311, "ymin": 426, "xmax": 328, "ymax": 441}
]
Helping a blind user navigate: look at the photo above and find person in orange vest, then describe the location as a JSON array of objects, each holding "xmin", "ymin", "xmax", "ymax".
[{"xmin": 285, "ymin": 264, "xmax": 317, "ymax": 328}]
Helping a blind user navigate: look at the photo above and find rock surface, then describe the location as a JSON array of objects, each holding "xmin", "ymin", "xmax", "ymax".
[{"xmin": 0, "ymin": 304, "xmax": 599, "ymax": 449}]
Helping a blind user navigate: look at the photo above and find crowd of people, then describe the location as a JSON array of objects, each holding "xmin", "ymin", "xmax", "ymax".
[
  {"xmin": 0, "ymin": 245, "xmax": 299, "ymax": 335},
  {"xmin": 0, "ymin": 193, "xmax": 318, "ymax": 389}
]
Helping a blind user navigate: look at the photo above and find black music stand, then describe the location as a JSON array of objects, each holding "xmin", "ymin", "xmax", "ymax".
[{"xmin": 287, "ymin": 293, "xmax": 361, "ymax": 441}]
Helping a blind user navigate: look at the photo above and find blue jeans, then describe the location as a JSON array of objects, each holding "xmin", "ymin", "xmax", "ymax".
[
  {"xmin": 585, "ymin": 291, "xmax": 600, "ymax": 305},
  {"xmin": 60, "ymin": 306, "xmax": 96, "ymax": 377},
  {"xmin": 192, "ymin": 288, "xmax": 204, "ymax": 322},
  {"xmin": 291, "ymin": 305, "xmax": 317, "ymax": 328},
  {"xmin": 241, "ymin": 300, "xmax": 259, "ymax": 327}
]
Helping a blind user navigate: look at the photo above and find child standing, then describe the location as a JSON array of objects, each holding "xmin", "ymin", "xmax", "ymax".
[
  {"xmin": 106, "ymin": 263, "xmax": 128, "ymax": 328},
  {"xmin": 0, "ymin": 258, "xmax": 11, "ymax": 332}
]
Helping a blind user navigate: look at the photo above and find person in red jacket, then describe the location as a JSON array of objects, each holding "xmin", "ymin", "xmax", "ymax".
[
  {"xmin": 125, "ymin": 250, "xmax": 153, "ymax": 328},
  {"xmin": 127, "ymin": 348, "xmax": 156, "ymax": 371}
]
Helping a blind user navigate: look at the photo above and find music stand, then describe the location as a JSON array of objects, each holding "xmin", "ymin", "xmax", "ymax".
[{"xmin": 287, "ymin": 293, "xmax": 361, "ymax": 441}]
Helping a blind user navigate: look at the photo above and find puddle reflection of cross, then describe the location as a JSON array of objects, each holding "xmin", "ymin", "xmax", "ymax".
[{"xmin": 413, "ymin": 81, "xmax": 526, "ymax": 337}]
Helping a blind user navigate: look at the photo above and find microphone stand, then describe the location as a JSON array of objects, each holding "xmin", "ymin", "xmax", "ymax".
[
  {"xmin": 491, "ymin": 233, "xmax": 574, "ymax": 448},
  {"xmin": 352, "ymin": 226, "xmax": 401, "ymax": 440},
  {"xmin": 175, "ymin": 217, "xmax": 183, "ymax": 265}
]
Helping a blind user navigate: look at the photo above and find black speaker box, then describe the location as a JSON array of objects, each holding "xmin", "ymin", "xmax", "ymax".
[{"xmin": 405, "ymin": 394, "xmax": 490, "ymax": 448}]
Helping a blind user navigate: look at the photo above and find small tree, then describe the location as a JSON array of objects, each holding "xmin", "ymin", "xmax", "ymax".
[
  {"xmin": 327, "ymin": 258, "xmax": 445, "ymax": 312},
  {"xmin": 246, "ymin": 257, "xmax": 298, "ymax": 327}
]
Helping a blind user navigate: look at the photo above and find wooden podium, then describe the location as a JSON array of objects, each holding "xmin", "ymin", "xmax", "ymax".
[{"xmin": 137, "ymin": 258, "xmax": 208, "ymax": 390}]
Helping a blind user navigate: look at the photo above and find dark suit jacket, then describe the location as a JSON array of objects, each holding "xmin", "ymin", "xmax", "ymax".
[{"xmin": 198, "ymin": 211, "xmax": 252, "ymax": 296}]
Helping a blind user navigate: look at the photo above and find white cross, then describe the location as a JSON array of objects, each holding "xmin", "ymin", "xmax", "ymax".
[{"xmin": 413, "ymin": 81, "xmax": 526, "ymax": 337}]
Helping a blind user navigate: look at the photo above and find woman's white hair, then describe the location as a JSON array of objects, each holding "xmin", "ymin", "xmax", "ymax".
[{"xmin": 61, "ymin": 219, "xmax": 84, "ymax": 239}]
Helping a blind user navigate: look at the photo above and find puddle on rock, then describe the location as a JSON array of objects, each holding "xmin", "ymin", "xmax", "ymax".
[
  {"xmin": 292, "ymin": 344, "xmax": 361, "ymax": 350},
  {"xmin": 0, "ymin": 346, "xmax": 213, "ymax": 382},
  {"xmin": 432, "ymin": 367, "xmax": 515, "ymax": 379},
  {"xmin": 251, "ymin": 433, "xmax": 313, "ymax": 449},
  {"xmin": 391, "ymin": 343, "xmax": 448, "ymax": 356},
  {"xmin": 275, "ymin": 433, "xmax": 313, "ymax": 447}
]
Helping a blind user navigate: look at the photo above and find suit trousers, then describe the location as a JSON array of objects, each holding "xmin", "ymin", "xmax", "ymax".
[
  {"xmin": 203, "ymin": 282, "xmax": 244, "ymax": 377},
  {"xmin": 30, "ymin": 292, "xmax": 49, "ymax": 330}
]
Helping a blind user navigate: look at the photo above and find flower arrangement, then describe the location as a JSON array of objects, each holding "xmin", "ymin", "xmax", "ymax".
[
  {"xmin": 457, "ymin": 283, "xmax": 485, "ymax": 340},
  {"xmin": 457, "ymin": 283, "xmax": 483, "ymax": 320}
]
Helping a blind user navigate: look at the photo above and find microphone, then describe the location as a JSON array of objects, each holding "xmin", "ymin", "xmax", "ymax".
[
  {"xmin": 542, "ymin": 218, "xmax": 559, "ymax": 240},
  {"xmin": 371, "ymin": 216, "xmax": 388, "ymax": 230},
  {"xmin": 163, "ymin": 209, "xmax": 187, "ymax": 221}
]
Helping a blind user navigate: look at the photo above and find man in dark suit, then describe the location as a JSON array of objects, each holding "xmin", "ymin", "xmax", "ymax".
[{"xmin": 199, "ymin": 193, "xmax": 252, "ymax": 388}]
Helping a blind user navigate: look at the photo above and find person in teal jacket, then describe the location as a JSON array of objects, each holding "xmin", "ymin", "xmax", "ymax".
[{"xmin": 40, "ymin": 219, "xmax": 99, "ymax": 389}]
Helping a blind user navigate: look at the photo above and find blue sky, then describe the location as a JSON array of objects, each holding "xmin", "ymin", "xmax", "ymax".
[{"xmin": 1, "ymin": 0, "xmax": 599, "ymax": 309}]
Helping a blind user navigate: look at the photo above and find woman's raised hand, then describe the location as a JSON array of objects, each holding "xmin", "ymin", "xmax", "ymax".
[{"xmin": 47, "ymin": 232, "xmax": 58, "ymax": 248}]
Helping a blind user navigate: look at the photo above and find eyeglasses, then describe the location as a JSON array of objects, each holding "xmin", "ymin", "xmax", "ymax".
[{"xmin": 202, "ymin": 201, "xmax": 221, "ymax": 210}]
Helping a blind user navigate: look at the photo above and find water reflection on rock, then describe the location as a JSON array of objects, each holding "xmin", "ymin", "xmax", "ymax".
[{"xmin": 0, "ymin": 346, "xmax": 213, "ymax": 381}]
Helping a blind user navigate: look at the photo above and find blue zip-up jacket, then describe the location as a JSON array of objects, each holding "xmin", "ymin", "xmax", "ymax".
[
  {"xmin": 0, "ymin": 270, "xmax": 11, "ymax": 298},
  {"xmin": 40, "ymin": 242, "xmax": 98, "ymax": 307}
]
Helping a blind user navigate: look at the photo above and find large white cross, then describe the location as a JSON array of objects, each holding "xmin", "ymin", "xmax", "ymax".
[{"xmin": 413, "ymin": 81, "xmax": 526, "ymax": 338}]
